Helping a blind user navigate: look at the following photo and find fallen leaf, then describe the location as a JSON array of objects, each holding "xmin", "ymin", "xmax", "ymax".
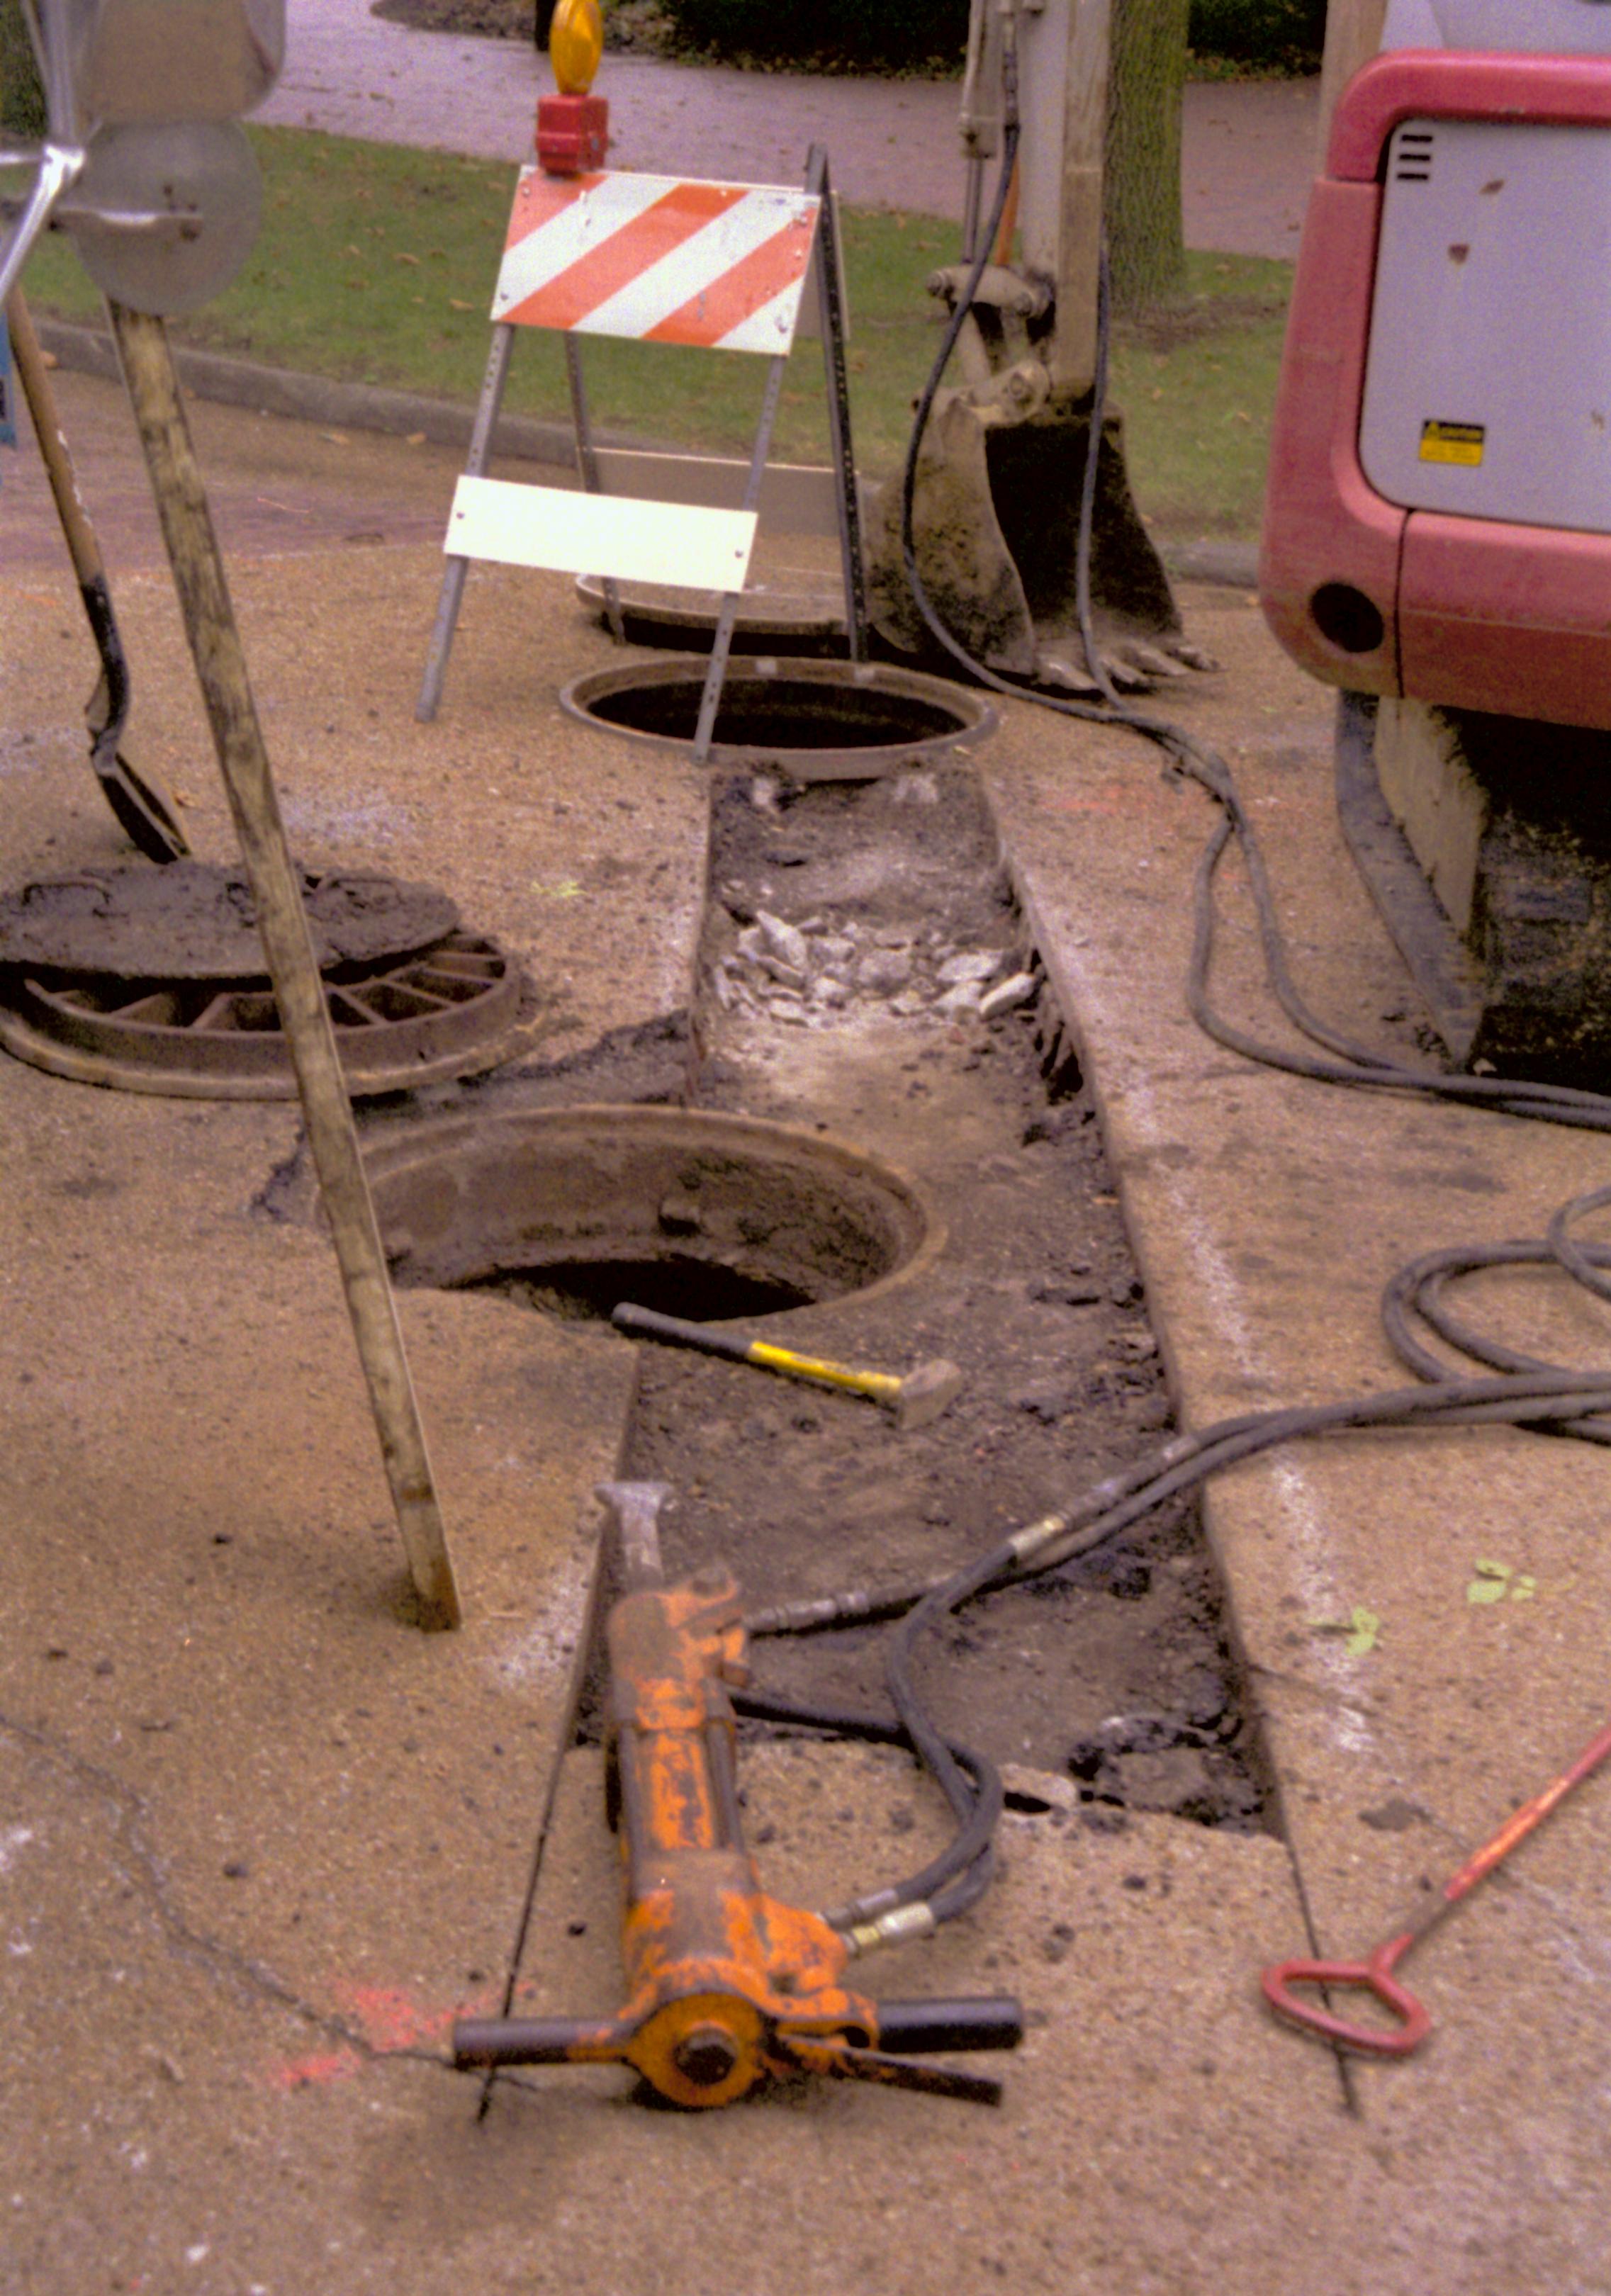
[
  {"xmin": 1308, "ymin": 1606, "xmax": 1381, "ymax": 1655},
  {"xmin": 405, "ymin": 432, "xmax": 426, "ymax": 446},
  {"xmin": 449, "ymin": 297, "xmax": 475, "ymax": 312},
  {"xmin": 1345, "ymin": 1606, "xmax": 1381, "ymax": 1657},
  {"xmin": 319, "ymin": 430, "xmax": 350, "ymax": 446},
  {"xmin": 537, "ymin": 877, "xmax": 584, "ymax": 899},
  {"xmin": 1468, "ymin": 1558, "xmax": 1515, "ymax": 1604},
  {"xmin": 393, "ymin": 250, "xmax": 421, "ymax": 266}
]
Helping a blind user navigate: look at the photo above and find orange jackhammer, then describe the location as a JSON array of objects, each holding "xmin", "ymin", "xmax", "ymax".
[{"xmin": 454, "ymin": 1481, "xmax": 1023, "ymax": 2109}]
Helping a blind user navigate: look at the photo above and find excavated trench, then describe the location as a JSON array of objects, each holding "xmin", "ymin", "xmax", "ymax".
[{"xmin": 360, "ymin": 734, "xmax": 1274, "ymax": 1839}]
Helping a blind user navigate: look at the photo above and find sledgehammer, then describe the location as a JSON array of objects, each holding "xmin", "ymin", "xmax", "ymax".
[{"xmin": 611, "ymin": 1302, "xmax": 964, "ymax": 1431}]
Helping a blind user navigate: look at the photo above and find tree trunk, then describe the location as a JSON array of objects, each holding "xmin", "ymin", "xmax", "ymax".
[
  {"xmin": 1318, "ymin": 0, "xmax": 1388, "ymax": 156},
  {"xmin": 1106, "ymin": 0, "xmax": 1189, "ymax": 315}
]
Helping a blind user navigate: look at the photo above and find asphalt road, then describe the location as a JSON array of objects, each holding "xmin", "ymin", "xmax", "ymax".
[{"xmin": 258, "ymin": 0, "xmax": 1319, "ymax": 254}]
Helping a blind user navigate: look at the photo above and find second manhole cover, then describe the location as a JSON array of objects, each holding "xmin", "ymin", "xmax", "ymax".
[
  {"xmin": 0, "ymin": 862, "xmax": 523, "ymax": 1100},
  {"xmin": 0, "ymin": 862, "xmax": 460, "ymax": 981}
]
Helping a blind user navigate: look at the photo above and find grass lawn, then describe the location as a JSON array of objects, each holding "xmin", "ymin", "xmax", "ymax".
[{"xmin": 10, "ymin": 125, "xmax": 1292, "ymax": 539}]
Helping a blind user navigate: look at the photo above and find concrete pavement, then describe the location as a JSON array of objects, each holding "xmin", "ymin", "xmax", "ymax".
[
  {"xmin": 4, "ymin": 361, "xmax": 1610, "ymax": 2290},
  {"xmin": 258, "ymin": 0, "xmax": 1318, "ymax": 253}
]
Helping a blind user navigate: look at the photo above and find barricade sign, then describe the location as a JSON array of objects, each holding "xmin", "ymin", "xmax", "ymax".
[
  {"xmin": 416, "ymin": 142, "xmax": 866, "ymax": 757},
  {"xmin": 493, "ymin": 170, "xmax": 819, "ymax": 351}
]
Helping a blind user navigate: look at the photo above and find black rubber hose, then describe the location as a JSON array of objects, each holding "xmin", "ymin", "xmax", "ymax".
[{"xmin": 732, "ymin": 1684, "xmax": 999, "ymax": 1923}]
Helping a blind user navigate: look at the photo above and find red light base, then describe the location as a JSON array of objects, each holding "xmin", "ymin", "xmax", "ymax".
[{"xmin": 536, "ymin": 93, "xmax": 609, "ymax": 176}]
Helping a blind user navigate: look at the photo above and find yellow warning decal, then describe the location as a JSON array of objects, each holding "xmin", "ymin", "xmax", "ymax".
[{"xmin": 1420, "ymin": 419, "xmax": 1486, "ymax": 466}]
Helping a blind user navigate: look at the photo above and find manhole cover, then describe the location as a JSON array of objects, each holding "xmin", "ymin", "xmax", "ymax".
[
  {"xmin": 365, "ymin": 1105, "xmax": 941, "ymax": 1324},
  {"xmin": 0, "ymin": 862, "xmax": 459, "ymax": 978},
  {"xmin": 0, "ymin": 863, "xmax": 522, "ymax": 1100},
  {"xmin": 576, "ymin": 575, "xmax": 847, "ymax": 658},
  {"xmin": 560, "ymin": 657, "xmax": 994, "ymax": 781}
]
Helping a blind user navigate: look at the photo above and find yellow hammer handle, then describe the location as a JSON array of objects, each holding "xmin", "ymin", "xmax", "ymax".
[{"xmin": 747, "ymin": 1343, "xmax": 902, "ymax": 1404}]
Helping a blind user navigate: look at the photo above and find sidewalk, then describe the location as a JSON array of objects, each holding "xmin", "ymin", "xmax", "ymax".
[{"xmin": 260, "ymin": 0, "xmax": 1318, "ymax": 253}]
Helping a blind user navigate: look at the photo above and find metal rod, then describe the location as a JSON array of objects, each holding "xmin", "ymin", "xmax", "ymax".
[
  {"xmin": 106, "ymin": 300, "xmax": 463, "ymax": 1632},
  {"xmin": 416, "ymin": 320, "xmax": 515, "ymax": 722},
  {"xmin": 960, "ymin": 157, "xmax": 985, "ymax": 265},
  {"xmin": 806, "ymin": 145, "xmax": 868, "ymax": 663},
  {"xmin": 563, "ymin": 334, "xmax": 626, "ymax": 644}
]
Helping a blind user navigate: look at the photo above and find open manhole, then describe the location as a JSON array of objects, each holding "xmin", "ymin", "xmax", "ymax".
[
  {"xmin": 559, "ymin": 656, "xmax": 994, "ymax": 781},
  {"xmin": 576, "ymin": 576, "xmax": 848, "ymax": 659},
  {"xmin": 365, "ymin": 1105, "xmax": 941, "ymax": 1325},
  {"xmin": 0, "ymin": 862, "xmax": 522, "ymax": 1099}
]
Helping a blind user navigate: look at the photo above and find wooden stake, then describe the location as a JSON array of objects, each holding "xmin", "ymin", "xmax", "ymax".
[{"xmin": 106, "ymin": 299, "xmax": 464, "ymax": 1632}]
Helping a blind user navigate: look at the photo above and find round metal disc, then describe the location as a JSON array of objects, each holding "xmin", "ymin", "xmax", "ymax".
[
  {"xmin": 0, "ymin": 862, "xmax": 461, "ymax": 982},
  {"xmin": 69, "ymin": 122, "xmax": 262, "ymax": 317}
]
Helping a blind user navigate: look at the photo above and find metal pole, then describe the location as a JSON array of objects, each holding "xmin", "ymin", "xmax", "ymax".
[
  {"xmin": 805, "ymin": 146, "xmax": 868, "ymax": 664},
  {"xmin": 563, "ymin": 334, "xmax": 626, "ymax": 644},
  {"xmin": 416, "ymin": 320, "xmax": 516, "ymax": 722},
  {"xmin": 107, "ymin": 300, "xmax": 464, "ymax": 1633}
]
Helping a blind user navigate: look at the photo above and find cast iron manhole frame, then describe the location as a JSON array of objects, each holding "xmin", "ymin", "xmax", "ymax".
[
  {"xmin": 0, "ymin": 867, "xmax": 524, "ymax": 1101},
  {"xmin": 559, "ymin": 656, "xmax": 996, "ymax": 781}
]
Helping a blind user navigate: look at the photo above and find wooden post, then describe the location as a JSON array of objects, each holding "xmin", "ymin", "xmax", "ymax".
[
  {"xmin": 107, "ymin": 300, "xmax": 464, "ymax": 1633},
  {"xmin": 1318, "ymin": 0, "xmax": 1389, "ymax": 158}
]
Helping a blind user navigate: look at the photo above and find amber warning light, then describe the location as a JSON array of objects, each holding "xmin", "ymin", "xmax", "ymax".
[{"xmin": 537, "ymin": 0, "xmax": 608, "ymax": 175}]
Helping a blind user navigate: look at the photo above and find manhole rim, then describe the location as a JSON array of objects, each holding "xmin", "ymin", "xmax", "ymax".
[
  {"xmin": 558, "ymin": 655, "xmax": 997, "ymax": 782},
  {"xmin": 364, "ymin": 1101, "xmax": 947, "ymax": 1322},
  {"xmin": 576, "ymin": 575, "xmax": 846, "ymax": 648}
]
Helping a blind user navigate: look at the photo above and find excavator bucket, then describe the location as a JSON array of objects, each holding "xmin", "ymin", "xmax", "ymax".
[{"xmin": 867, "ymin": 390, "xmax": 1196, "ymax": 691}]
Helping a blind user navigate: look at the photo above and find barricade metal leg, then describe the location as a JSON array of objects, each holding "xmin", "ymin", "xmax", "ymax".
[
  {"xmin": 416, "ymin": 322, "xmax": 515, "ymax": 722},
  {"xmin": 692, "ymin": 348, "xmax": 787, "ymax": 763},
  {"xmin": 806, "ymin": 145, "xmax": 868, "ymax": 664},
  {"xmin": 563, "ymin": 335, "xmax": 626, "ymax": 643}
]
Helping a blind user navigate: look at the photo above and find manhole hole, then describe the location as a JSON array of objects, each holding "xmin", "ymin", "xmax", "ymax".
[
  {"xmin": 365, "ymin": 1105, "xmax": 941, "ymax": 1324},
  {"xmin": 0, "ymin": 862, "xmax": 523, "ymax": 1100},
  {"xmin": 559, "ymin": 657, "xmax": 994, "ymax": 781},
  {"xmin": 576, "ymin": 576, "xmax": 847, "ymax": 658}
]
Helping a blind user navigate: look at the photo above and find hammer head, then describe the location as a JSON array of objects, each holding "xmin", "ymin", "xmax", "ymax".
[{"xmin": 894, "ymin": 1357, "xmax": 965, "ymax": 1431}]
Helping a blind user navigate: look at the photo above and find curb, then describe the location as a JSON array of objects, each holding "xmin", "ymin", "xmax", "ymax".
[
  {"xmin": 1162, "ymin": 537, "xmax": 1259, "ymax": 590},
  {"xmin": 33, "ymin": 315, "xmax": 588, "ymax": 471},
  {"xmin": 33, "ymin": 315, "xmax": 1264, "ymax": 590}
]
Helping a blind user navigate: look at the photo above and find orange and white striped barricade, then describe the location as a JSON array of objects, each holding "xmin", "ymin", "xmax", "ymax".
[{"xmin": 416, "ymin": 142, "xmax": 866, "ymax": 755}]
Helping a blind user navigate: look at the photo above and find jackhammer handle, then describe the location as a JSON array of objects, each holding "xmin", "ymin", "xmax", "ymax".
[
  {"xmin": 452, "ymin": 2015, "xmax": 616, "ymax": 2067},
  {"xmin": 875, "ymin": 1997, "xmax": 1025, "ymax": 2055}
]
